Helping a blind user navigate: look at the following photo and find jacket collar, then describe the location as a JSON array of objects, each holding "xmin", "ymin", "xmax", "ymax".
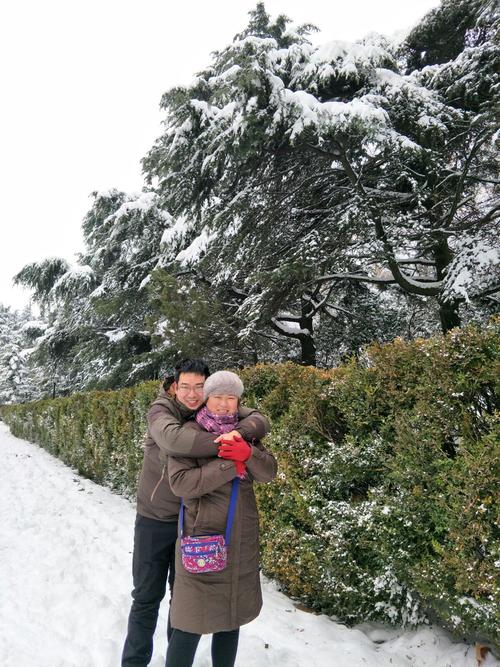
[{"xmin": 156, "ymin": 385, "xmax": 196, "ymax": 418}]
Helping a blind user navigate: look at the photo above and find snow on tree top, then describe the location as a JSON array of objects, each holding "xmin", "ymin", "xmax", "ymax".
[
  {"xmin": 53, "ymin": 265, "xmax": 94, "ymax": 282},
  {"xmin": 232, "ymin": 35, "xmax": 278, "ymax": 51},
  {"xmin": 52, "ymin": 265, "xmax": 97, "ymax": 299},
  {"xmin": 112, "ymin": 191, "xmax": 157, "ymax": 217},
  {"xmin": 209, "ymin": 64, "xmax": 242, "ymax": 84},
  {"xmin": 92, "ymin": 188, "xmax": 123, "ymax": 200},
  {"xmin": 175, "ymin": 228, "xmax": 215, "ymax": 266},
  {"xmin": 273, "ymin": 88, "xmax": 390, "ymax": 142},
  {"xmin": 104, "ymin": 191, "xmax": 171, "ymax": 224},
  {"xmin": 20, "ymin": 320, "xmax": 48, "ymax": 332},
  {"xmin": 301, "ymin": 37, "xmax": 395, "ymax": 82},
  {"xmin": 160, "ymin": 214, "xmax": 190, "ymax": 248},
  {"xmin": 161, "ymin": 28, "xmax": 458, "ymax": 159}
]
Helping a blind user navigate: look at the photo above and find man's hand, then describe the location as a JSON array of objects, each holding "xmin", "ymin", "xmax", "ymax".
[
  {"xmin": 214, "ymin": 429, "xmax": 241, "ymax": 443},
  {"xmin": 218, "ymin": 436, "xmax": 251, "ymax": 463}
]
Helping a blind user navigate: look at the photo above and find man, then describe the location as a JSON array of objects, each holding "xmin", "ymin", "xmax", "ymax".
[{"xmin": 121, "ymin": 358, "xmax": 270, "ymax": 667}]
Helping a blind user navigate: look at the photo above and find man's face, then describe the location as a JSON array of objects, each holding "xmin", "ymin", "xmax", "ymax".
[{"xmin": 173, "ymin": 372, "xmax": 206, "ymax": 410}]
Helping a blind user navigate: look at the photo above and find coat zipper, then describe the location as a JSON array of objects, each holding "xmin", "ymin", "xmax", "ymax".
[{"xmin": 150, "ymin": 465, "xmax": 166, "ymax": 502}]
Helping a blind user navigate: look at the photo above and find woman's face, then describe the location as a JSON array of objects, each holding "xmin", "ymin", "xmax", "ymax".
[{"xmin": 206, "ymin": 394, "xmax": 239, "ymax": 415}]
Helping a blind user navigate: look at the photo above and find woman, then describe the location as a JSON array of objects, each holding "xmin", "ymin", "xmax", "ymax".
[{"xmin": 165, "ymin": 371, "xmax": 277, "ymax": 667}]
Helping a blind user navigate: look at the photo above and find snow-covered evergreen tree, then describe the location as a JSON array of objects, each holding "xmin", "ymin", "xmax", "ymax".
[
  {"xmin": 10, "ymin": 2, "xmax": 498, "ymax": 382},
  {"xmin": 0, "ymin": 305, "xmax": 44, "ymax": 403},
  {"xmin": 14, "ymin": 190, "xmax": 171, "ymax": 394},
  {"xmin": 77, "ymin": 188, "xmax": 172, "ymax": 386},
  {"xmin": 144, "ymin": 2, "xmax": 499, "ymax": 364}
]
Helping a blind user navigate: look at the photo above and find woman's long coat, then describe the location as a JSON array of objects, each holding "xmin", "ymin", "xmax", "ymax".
[{"xmin": 167, "ymin": 424, "xmax": 277, "ymax": 634}]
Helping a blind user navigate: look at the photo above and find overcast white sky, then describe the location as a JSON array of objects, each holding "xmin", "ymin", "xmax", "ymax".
[{"xmin": 0, "ymin": 0, "xmax": 440, "ymax": 310}]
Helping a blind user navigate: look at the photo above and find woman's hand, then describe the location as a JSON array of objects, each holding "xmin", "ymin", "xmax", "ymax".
[{"xmin": 214, "ymin": 429, "xmax": 241, "ymax": 443}]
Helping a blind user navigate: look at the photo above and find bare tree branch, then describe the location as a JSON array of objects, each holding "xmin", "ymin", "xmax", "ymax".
[
  {"xmin": 336, "ymin": 148, "xmax": 444, "ymax": 297},
  {"xmin": 443, "ymin": 131, "xmax": 491, "ymax": 228}
]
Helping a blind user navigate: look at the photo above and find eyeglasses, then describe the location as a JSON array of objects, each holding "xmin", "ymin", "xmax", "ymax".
[{"xmin": 176, "ymin": 384, "xmax": 204, "ymax": 395}]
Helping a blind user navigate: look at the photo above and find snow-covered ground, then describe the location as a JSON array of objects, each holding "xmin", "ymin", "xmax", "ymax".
[{"xmin": 0, "ymin": 422, "xmax": 497, "ymax": 667}]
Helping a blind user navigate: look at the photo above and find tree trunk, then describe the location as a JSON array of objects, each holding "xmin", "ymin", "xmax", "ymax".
[
  {"xmin": 299, "ymin": 298, "xmax": 317, "ymax": 366},
  {"xmin": 269, "ymin": 298, "xmax": 317, "ymax": 365},
  {"xmin": 250, "ymin": 343, "xmax": 259, "ymax": 365},
  {"xmin": 299, "ymin": 333, "xmax": 317, "ymax": 366},
  {"xmin": 434, "ymin": 236, "xmax": 461, "ymax": 333},
  {"xmin": 438, "ymin": 299, "xmax": 461, "ymax": 332}
]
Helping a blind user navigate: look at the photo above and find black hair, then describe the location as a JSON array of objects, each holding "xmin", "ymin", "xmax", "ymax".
[
  {"xmin": 173, "ymin": 358, "xmax": 210, "ymax": 383},
  {"xmin": 162, "ymin": 374, "xmax": 175, "ymax": 392}
]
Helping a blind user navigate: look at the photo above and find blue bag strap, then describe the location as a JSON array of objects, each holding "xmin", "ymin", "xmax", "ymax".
[
  {"xmin": 179, "ymin": 498, "xmax": 185, "ymax": 538},
  {"xmin": 180, "ymin": 477, "xmax": 239, "ymax": 543},
  {"xmin": 224, "ymin": 478, "xmax": 239, "ymax": 544}
]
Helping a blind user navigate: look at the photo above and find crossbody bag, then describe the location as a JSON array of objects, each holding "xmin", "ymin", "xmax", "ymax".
[{"xmin": 180, "ymin": 477, "xmax": 239, "ymax": 574}]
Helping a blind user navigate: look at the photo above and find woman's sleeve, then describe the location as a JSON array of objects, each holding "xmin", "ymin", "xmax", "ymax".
[
  {"xmin": 246, "ymin": 441, "xmax": 278, "ymax": 483},
  {"xmin": 168, "ymin": 455, "xmax": 237, "ymax": 498}
]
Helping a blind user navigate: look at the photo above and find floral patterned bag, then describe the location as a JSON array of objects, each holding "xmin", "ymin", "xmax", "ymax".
[{"xmin": 180, "ymin": 478, "xmax": 239, "ymax": 574}]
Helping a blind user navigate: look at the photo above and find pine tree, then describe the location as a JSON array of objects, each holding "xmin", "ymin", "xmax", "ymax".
[
  {"xmin": 13, "ymin": 189, "xmax": 172, "ymax": 393},
  {"xmin": 144, "ymin": 2, "xmax": 499, "ymax": 364},
  {"xmin": 0, "ymin": 305, "xmax": 43, "ymax": 403}
]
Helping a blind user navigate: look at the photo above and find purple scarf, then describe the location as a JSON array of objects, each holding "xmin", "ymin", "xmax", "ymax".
[{"xmin": 195, "ymin": 406, "xmax": 239, "ymax": 435}]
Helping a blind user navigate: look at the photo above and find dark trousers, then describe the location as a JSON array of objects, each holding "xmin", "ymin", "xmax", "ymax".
[
  {"xmin": 165, "ymin": 628, "xmax": 240, "ymax": 667},
  {"xmin": 122, "ymin": 514, "xmax": 177, "ymax": 667}
]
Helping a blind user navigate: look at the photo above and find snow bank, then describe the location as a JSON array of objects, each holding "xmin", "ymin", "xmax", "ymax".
[{"xmin": 0, "ymin": 423, "xmax": 494, "ymax": 667}]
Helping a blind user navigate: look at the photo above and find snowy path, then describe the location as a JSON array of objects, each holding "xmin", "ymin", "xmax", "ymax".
[{"xmin": 0, "ymin": 422, "xmax": 495, "ymax": 667}]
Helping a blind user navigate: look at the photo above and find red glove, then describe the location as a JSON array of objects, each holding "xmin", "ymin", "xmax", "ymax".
[{"xmin": 218, "ymin": 436, "xmax": 251, "ymax": 462}]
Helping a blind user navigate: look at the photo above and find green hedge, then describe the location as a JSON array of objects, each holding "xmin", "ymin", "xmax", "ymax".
[
  {"xmin": 1, "ymin": 382, "xmax": 159, "ymax": 495},
  {"xmin": 1, "ymin": 321, "xmax": 499, "ymax": 649}
]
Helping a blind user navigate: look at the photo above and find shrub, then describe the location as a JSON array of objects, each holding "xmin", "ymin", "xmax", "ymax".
[
  {"xmin": 2, "ymin": 381, "xmax": 158, "ymax": 496},
  {"xmin": 1, "ymin": 320, "xmax": 498, "ymax": 649}
]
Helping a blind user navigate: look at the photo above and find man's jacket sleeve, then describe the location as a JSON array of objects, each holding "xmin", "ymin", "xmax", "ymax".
[
  {"xmin": 236, "ymin": 407, "xmax": 271, "ymax": 442},
  {"xmin": 148, "ymin": 402, "xmax": 271, "ymax": 459},
  {"xmin": 148, "ymin": 403, "xmax": 220, "ymax": 458},
  {"xmin": 246, "ymin": 441, "xmax": 278, "ymax": 483}
]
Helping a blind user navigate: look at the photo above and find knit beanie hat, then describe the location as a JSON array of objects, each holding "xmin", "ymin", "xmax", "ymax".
[{"xmin": 203, "ymin": 371, "xmax": 244, "ymax": 399}]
